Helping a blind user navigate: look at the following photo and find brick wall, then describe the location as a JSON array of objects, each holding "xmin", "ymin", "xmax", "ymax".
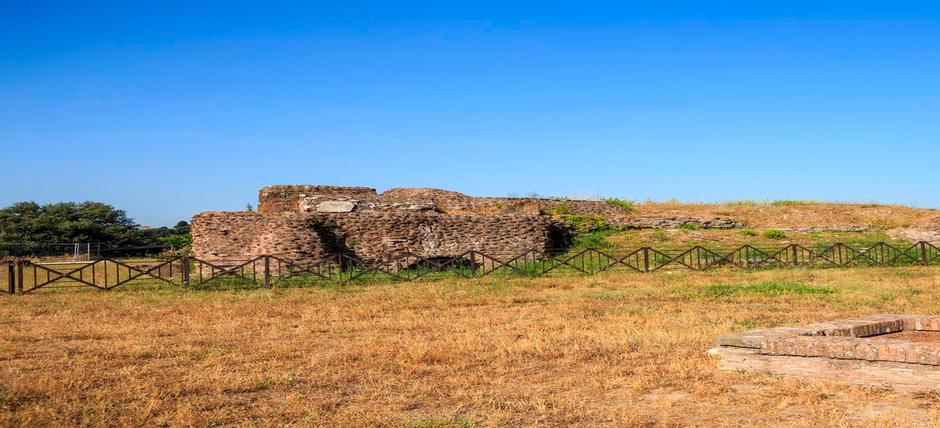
[{"xmin": 712, "ymin": 314, "xmax": 940, "ymax": 391}]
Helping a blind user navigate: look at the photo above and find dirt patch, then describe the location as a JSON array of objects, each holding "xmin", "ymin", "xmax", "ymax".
[{"xmin": 891, "ymin": 217, "xmax": 940, "ymax": 243}]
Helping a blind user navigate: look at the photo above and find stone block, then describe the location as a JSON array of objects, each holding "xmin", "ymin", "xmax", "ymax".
[{"xmin": 316, "ymin": 201, "xmax": 356, "ymax": 213}]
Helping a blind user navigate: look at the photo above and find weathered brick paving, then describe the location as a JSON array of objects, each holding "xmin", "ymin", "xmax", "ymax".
[{"xmin": 712, "ymin": 315, "xmax": 940, "ymax": 391}]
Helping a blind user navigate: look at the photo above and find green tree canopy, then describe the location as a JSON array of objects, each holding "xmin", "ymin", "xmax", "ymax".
[{"xmin": 0, "ymin": 201, "xmax": 188, "ymax": 247}]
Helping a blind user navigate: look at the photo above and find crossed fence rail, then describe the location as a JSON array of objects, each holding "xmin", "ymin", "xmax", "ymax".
[{"xmin": 3, "ymin": 241, "xmax": 940, "ymax": 294}]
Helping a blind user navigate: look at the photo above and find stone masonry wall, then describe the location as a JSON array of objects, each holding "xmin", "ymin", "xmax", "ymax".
[
  {"xmin": 191, "ymin": 212, "xmax": 341, "ymax": 262},
  {"xmin": 258, "ymin": 185, "xmax": 378, "ymax": 215},
  {"xmin": 325, "ymin": 211, "xmax": 565, "ymax": 261},
  {"xmin": 257, "ymin": 185, "xmax": 636, "ymax": 218},
  {"xmin": 191, "ymin": 210, "xmax": 567, "ymax": 265},
  {"xmin": 208, "ymin": 184, "xmax": 743, "ymax": 267}
]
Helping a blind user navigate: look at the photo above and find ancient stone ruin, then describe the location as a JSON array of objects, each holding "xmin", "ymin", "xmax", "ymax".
[
  {"xmin": 191, "ymin": 185, "xmax": 743, "ymax": 266},
  {"xmin": 711, "ymin": 314, "xmax": 940, "ymax": 391}
]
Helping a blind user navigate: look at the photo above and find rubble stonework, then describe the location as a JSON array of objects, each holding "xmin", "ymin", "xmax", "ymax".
[
  {"xmin": 612, "ymin": 215, "xmax": 744, "ymax": 229},
  {"xmin": 195, "ymin": 184, "xmax": 744, "ymax": 266},
  {"xmin": 191, "ymin": 210, "xmax": 568, "ymax": 265},
  {"xmin": 258, "ymin": 185, "xmax": 378, "ymax": 215},
  {"xmin": 256, "ymin": 185, "xmax": 743, "ymax": 228}
]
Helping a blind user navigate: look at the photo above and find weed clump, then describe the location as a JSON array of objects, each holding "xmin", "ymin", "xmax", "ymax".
[
  {"xmin": 560, "ymin": 214, "xmax": 609, "ymax": 234},
  {"xmin": 543, "ymin": 203, "xmax": 572, "ymax": 215},
  {"xmin": 762, "ymin": 229, "xmax": 787, "ymax": 239},
  {"xmin": 603, "ymin": 197, "xmax": 635, "ymax": 212},
  {"xmin": 739, "ymin": 228, "xmax": 757, "ymax": 236}
]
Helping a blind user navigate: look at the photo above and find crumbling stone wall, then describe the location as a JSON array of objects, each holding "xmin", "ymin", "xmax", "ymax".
[
  {"xmin": 378, "ymin": 188, "xmax": 473, "ymax": 210},
  {"xmin": 258, "ymin": 185, "xmax": 378, "ymax": 215},
  {"xmin": 326, "ymin": 212, "xmax": 566, "ymax": 261},
  {"xmin": 257, "ymin": 185, "xmax": 635, "ymax": 218},
  {"xmin": 611, "ymin": 215, "xmax": 744, "ymax": 229},
  {"xmin": 471, "ymin": 197, "xmax": 630, "ymax": 217},
  {"xmin": 191, "ymin": 210, "xmax": 568, "ymax": 265},
  {"xmin": 199, "ymin": 184, "xmax": 744, "ymax": 266},
  {"xmin": 191, "ymin": 212, "xmax": 344, "ymax": 262}
]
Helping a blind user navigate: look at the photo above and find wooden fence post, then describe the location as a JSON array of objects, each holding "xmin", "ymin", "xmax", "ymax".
[
  {"xmin": 469, "ymin": 250, "xmax": 477, "ymax": 278},
  {"xmin": 264, "ymin": 256, "xmax": 271, "ymax": 289},
  {"xmin": 16, "ymin": 261, "xmax": 24, "ymax": 293},
  {"xmin": 181, "ymin": 256, "xmax": 190, "ymax": 288},
  {"xmin": 642, "ymin": 247, "xmax": 650, "ymax": 273},
  {"xmin": 6, "ymin": 262, "xmax": 14, "ymax": 295},
  {"xmin": 921, "ymin": 242, "xmax": 929, "ymax": 266}
]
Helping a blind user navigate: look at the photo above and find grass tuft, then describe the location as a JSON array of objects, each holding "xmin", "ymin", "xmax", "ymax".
[{"xmin": 603, "ymin": 197, "xmax": 635, "ymax": 212}]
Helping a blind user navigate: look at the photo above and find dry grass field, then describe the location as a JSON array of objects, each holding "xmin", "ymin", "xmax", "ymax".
[
  {"xmin": 3, "ymin": 267, "xmax": 940, "ymax": 426},
  {"xmin": 635, "ymin": 200, "xmax": 938, "ymax": 230}
]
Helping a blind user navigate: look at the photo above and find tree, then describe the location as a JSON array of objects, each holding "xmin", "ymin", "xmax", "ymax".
[
  {"xmin": 0, "ymin": 201, "xmax": 183, "ymax": 247},
  {"xmin": 139, "ymin": 220, "xmax": 192, "ymax": 248}
]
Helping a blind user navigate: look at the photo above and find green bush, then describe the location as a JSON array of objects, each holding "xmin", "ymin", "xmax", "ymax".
[
  {"xmin": 560, "ymin": 214, "xmax": 609, "ymax": 234},
  {"xmin": 679, "ymin": 223, "xmax": 700, "ymax": 231},
  {"xmin": 603, "ymin": 197, "xmax": 635, "ymax": 212},
  {"xmin": 543, "ymin": 202, "xmax": 572, "ymax": 215},
  {"xmin": 738, "ymin": 228, "xmax": 757, "ymax": 236},
  {"xmin": 762, "ymin": 229, "xmax": 787, "ymax": 239}
]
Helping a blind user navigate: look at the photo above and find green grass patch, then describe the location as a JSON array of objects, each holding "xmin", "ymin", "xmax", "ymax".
[
  {"xmin": 701, "ymin": 281, "xmax": 835, "ymax": 297},
  {"xmin": 543, "ymin": 202, "xmax": 572, "ymax": 215},
  {"xmin": 603, "ymin": 197, "xmax": 635, "ymax": 212},
  {"xmin": 679, "ymin": 223, "xmax": 700, "ymax": 231},
  {"xmin": 560, "ymin": 214, "xmax": 609, "ymax": 234},
  {"xmin": 572, "ymin": 229, "xmax": 618, "ymax": 249},
  {"xmin": 739, "ymin": 228, "xmax": 757, "ymax": 236},
  {"xmin": 762, "ymin": 229, "xmax": 787, "ymax": 239}
]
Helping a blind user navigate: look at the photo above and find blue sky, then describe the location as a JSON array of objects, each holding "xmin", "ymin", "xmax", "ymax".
[{"xmin": 2, "ymin": 1, "xmax": 939, "ymax": 226}]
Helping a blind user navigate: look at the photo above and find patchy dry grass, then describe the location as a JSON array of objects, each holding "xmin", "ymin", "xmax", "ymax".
[
  {"xmin": 3, "ymin": 268, "xmax": 940, "ymax": 426},
  {"xmin": 636, "ymin": 201, "xmax": 938, "ymax": 230},
  {"xmin": 603, "ymin": 228, "xmax": 910, "ymax": 251}
]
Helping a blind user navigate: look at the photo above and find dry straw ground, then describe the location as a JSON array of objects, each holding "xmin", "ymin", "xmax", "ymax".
[
  {"xmin": 4, "ymin": 268, "xmax": 940, "ymax": 427},
  {"xmin": 636, "ymin": 200, "xmax": 937, "ymax": 230}
]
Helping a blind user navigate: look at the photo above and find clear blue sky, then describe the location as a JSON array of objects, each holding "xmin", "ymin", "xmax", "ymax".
[{"xmin": 2, "ymin": 1, "xmax": 939, "ymax": 226}]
